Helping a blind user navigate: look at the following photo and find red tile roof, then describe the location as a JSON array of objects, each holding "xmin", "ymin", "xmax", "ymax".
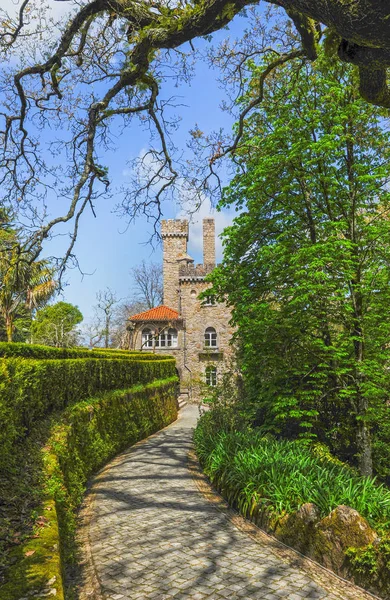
[{"xmin": 129, "ymin": 305, "xmax": 181, "ymax": 322}]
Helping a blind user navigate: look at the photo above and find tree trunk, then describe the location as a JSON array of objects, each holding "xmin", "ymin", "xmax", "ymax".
[
  {"xmin": 352, "ymin": 297, "xmax": 373, "ymax": 477},
  {"xmin": 5, "ymin": 314, "xmax": 13, "ymax": 342},
  {"xmin": 356, "ymin": 412, "xmax": 373, "ymax": 477}
]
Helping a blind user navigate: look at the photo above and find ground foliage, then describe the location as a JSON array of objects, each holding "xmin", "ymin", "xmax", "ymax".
[
  {"xmin": 194, "ymin": 411, "xmax": 390, "ymax": 596},
  {"xmin": 194, "ymin": 413, "xmax": 390, "ymax": 530},
  {"xmin": 209, "ymin": 50, "xmax": 390, "ymax": 477},
  {"xmin": 0, "ymin": 376, "xmax": 178, "ymax": 599}
]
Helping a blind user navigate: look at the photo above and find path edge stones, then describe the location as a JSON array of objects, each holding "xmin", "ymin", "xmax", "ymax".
[
  {"xmin": 187, "ymin": 449, "xmax": 380, "ymax": 600},
  {"xmin": 75, "ymin": 407, "xmax": 379, "ymax": 600}
]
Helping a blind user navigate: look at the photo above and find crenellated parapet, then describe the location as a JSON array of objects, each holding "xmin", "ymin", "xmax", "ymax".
[
  {"xmin": 179, "ymin": 263, "xmax": 214, "ymax": 280},
  {"xmin": 161, "ymin": 219, "xmax": 189, "ymax": 239}
]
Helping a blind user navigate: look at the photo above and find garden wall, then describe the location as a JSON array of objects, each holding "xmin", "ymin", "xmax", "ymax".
[
  {"xmin": 0, "ymin": 376, "xmax": 178, "ymax": 600},
  {"xmin": 0, "ymin": 342, "xmax": 172, "ymax": 359},
  {"xmin": 0, "ymin": 344, "xmax": 178, "ymax": 599},
  {"xmin": 0, "ymin": 350, "xmax": 176, "ymax": 469}
]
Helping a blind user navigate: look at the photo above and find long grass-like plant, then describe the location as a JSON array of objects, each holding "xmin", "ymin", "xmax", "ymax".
[{"xmin": 194, "ymin": 413, "xmax": 390, "ymax": 530}]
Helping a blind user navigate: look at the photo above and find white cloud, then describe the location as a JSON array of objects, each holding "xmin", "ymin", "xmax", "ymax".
[{"xmin": 177, "ymin": 194, "xmax": 236, "ymax": 263}]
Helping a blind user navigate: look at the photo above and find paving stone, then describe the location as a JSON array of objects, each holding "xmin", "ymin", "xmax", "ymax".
[{"xmin": 79, "ymin": 406, "xmax": 376, "ymax": 600}]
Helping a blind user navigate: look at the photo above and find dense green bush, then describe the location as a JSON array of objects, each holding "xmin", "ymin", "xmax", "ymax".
[
  {"xmin": 0, "ymin": 376, "xmax": 178, "ymax": 600},
  {"xmin": 0, "ymin": 355, "xmax": 176, "ymax": 471},
  {"xmin": 194, "ymin": 412, "xmax": 390, "ymax": 530},
  {"xmin": 0, "ymin": 341, "xmax": 171, "ymax": 360}
]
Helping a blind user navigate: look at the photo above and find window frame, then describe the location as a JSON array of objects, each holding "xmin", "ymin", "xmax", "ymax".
[
  {"xmin": 141, "ymin": 328, "xmax": 154, "ymax": 348},
  {"xmin": 202, "ymin": 295, "xmax": 217, "ymax": 306},
  {"xmin": 145, "ymin": 327, "xmax": 178, "ymax": 349},
  {"xmin": 167, "ymin": 328, "xmax": 178, "ymax": 348},
  {"xmin": 204, "ymin": 326, "xmax": 218, "ymax": 348},
  {"xmin": 205, "ymin": 365, "xmax": 217, "ymax": 387}
]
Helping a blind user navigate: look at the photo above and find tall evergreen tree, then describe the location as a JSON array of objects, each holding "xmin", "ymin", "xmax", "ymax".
[{"xmin": 210, "ymin": 52, "xmax": 390, "ymax": 477}]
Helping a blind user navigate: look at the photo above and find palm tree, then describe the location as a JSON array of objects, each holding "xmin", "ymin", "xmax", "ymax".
[{"xmin": 0, "ymin": 232, "xmax": 57, "ymax": 342}]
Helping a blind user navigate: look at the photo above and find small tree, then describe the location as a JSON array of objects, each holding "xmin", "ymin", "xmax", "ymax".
[
  {"xmin": 31, "ymin": 302, "xmax": 83, "ymax": 347},
  {"xmin": 131, "ymin": 261, "xmax": 163, "ymax": 309},
  {"xmin": 0, "ymin": 228, "xmax": 57, "ymax": 342},
  {"xmin": 83, "ymin": 288, "xmax": 120, "ymax": 348}
]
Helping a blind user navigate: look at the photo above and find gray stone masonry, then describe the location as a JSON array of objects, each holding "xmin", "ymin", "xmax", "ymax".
[
  {"xmin": 132, "ymin": 218, "xmax": 234, "ymax": 401},
  {"xmin": 79, "ymin": 406, "xmax": 375, "ymax": 600},
  {"xmin": 203, "ymin": 218, "xmax": 216, "ymax": 268},
  {"xmin": 161, "ymin": 219, "xmax": 189, "ymax": 310}
]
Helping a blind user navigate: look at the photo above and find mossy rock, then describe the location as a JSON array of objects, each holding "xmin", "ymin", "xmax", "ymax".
[
  {"xmin": 275, "ymin": 503, "xmax": 320, "ymax": 555},
  {"xmin": 313, "ymin": 505, "xmax": 377, "ymax": 574}
]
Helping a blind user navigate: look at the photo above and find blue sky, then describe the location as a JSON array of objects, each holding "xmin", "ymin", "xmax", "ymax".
[{"xmin": 2, "ymin": 1, "xmax": 248, "ymax": 323}]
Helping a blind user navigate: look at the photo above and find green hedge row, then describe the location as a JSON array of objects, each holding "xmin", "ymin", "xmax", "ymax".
[
  {"xmin": 0, "ymin": 356, "xmax": 176, "ymax": 470},
  {"xmin": 0, "ymin": 377, "xmax": 178, "ymax": 600},
  {"xmin": 0, "ymin": 342, "xmax": 171, "ymax": 360}
]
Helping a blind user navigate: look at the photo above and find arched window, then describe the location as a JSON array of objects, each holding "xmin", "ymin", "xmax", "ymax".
[
  {"xmin": 205, "ymin": 366, "xmax": 217, "ymax": 387},
  {"xmin": 167, "ymin": 328, "xmax": 178, "ymax": 348},
  {"xmin": 142, "ymin": 328, "xmax": 153, "ymax": 348},
  {"xmin": 155, "ymin": 330, "xmax": 166, "ymax": 347},
  {"xmin": 156, "ymin": 328, "xmax": 178, "ymax": 348},
  {"xmin": 204, "ymin": 327, "xmax": 217, "ymax": 348}
]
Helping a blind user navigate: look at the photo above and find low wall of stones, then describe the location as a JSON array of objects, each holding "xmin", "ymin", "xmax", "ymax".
[{"xmin": 244, "ymin": 501, "xmax": 388, "ymax": 598}]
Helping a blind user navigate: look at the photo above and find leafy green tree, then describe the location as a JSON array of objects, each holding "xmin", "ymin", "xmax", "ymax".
[
  {"xmin": 0, "ymin": 219, "xmax": 57, "ymax": 342},
  {"xmin": 210, "ymin": 52, "xmax": 390, "ymax": 477},
  {"xmin": 31, "ymin": 302, "xmax": 83, "ymax": 347}
]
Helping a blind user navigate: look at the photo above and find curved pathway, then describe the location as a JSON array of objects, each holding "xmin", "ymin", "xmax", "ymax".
[{"xmin": 79, "ymin": 406, "xmax": 375, "ymax": 600}]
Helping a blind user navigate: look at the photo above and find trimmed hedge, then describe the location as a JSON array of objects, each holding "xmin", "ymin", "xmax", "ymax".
[
  {"xmin": 0, "ymin": 342, "xmax": 171, "ymax": 360},
  {"xmin": 0, "ymin": 355, "xmax": 176, "ymax": 471},
  {"xmin": 0, "ymin": 377, "xmax": 178, "ymax": 600}
]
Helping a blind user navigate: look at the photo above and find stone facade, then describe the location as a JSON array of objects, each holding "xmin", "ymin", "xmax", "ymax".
[{"xmin": 128, "ymin": 218, "xmax": 234, "ymax": 401}]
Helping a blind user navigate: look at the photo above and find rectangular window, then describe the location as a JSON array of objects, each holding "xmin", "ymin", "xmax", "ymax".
[
  {"xmin": 203, "ymin": 295, "xmax": 216, "ymax": 306},
  {"xmin": 205, "ymin": 366, "xmax": 217, "ymax": 386}
]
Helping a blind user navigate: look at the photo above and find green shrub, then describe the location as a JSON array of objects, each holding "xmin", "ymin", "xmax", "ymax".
[
  {"xmin": 194, "ymin": 413, "xmax": 390, "ymax": 530},
  {"xmin": 0, "ymin": 356, "xmax": 176, "ymax": 472},
  {"xmin": 0, "ymin": 342, "xmax": 172, "ymax": 360},
  {"xmin": 0, "ymin": 377, "xmax": 178, "ymax": 600}
]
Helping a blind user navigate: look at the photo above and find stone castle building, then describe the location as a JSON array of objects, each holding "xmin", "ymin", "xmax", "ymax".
[{"xmin": 128, "ymin": 218, "xmax": 234, "ymax": 401}]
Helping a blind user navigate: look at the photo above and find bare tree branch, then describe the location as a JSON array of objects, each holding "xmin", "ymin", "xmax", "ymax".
[{"xmin": 1, "ymin": 0, "xmax": 390, "ymax": 278}]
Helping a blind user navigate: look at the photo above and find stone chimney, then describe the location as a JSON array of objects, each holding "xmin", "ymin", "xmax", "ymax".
[
  {"xmin": 161, "ymin": 219, "xmax": 189, "ymax": 310},
  {"xmin": 203, "ymin": 218, "xmax": 216, "ymax": 268}
]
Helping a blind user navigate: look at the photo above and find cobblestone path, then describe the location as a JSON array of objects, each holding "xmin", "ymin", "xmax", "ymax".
[{"xmin": 81, "ymin": 405, "xmax": 374, "ymax": 600}]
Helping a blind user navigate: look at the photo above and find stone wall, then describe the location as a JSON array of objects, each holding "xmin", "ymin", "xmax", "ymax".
[
  {"xmin": 161, "ymin": 219, "xmax": 189, "ymax": 310},
  {"xmin": 179, "ymin": 279, "xmax": 235, "ymax": 399},
  {"xmin": 131, "ymin": 321, "xmax": 186, "ymax": 378}
]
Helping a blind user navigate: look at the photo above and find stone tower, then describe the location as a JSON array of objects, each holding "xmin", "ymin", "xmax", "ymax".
[
  {"xmin": 203, "ymin": 218, "xmax": 216, "ymax": 268},
  {"xmin": 161, "ymin": 219, "xmax": 189, "ymax": 310},
  {"xmin": 128, "ymin": 216, "xmax": 235, "ymax": 402}
]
